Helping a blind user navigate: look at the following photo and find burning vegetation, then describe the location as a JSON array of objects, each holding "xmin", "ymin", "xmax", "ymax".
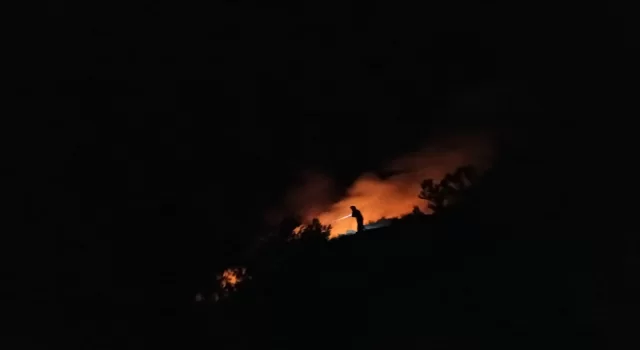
[
  {"xmin": 212, "ymin": 267, "xmax": 249, "ymax": 300},
  {"xmin": 207, "ymin": 133, "xmax": 495, "ymax": 301},
  {"xmin": 291, "ymin": 133, "xmax": 494, "ymax": 236}
]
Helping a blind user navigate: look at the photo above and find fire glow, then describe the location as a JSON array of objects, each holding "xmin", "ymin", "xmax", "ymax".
[{"xmin": 297, "ymin": 134, "xmax": 494, "ymax": 237}]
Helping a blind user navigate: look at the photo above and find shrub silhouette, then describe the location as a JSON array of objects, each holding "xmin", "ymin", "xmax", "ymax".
[
  {"xmin": 419, "ymin": 165, "xmax": 478, "ymax": 212},
  {"xmin": 297, "ymin": 218, "xmax": 331, "ymax": 242},
  {"xmin": 276, "ymin": 216, "xmax": 303, "ymax": 242}
]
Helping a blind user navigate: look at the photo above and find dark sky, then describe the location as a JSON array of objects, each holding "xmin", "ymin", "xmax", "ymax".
[{"xmin": 8, "ymin": 2, "xmax": 637, "ymax": 269}]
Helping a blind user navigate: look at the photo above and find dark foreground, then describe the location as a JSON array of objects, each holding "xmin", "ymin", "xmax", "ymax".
[
  {"xmin": 7, "ymin": 139, "xmax": 638, "ymax": 349},
  {"xmin": 201, "ymin": 149, "xmax": 639, "ymax": 349}
]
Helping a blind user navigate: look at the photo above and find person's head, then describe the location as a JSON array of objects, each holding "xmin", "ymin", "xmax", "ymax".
[{"xmin": 350, "ymin": 206, "xmax": 357, "ymax": 210}]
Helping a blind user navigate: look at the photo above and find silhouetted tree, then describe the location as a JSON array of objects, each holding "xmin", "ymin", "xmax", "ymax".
[
  {"xmin": 449, "ymin": 165, "xmax": 477, "ymax": 190},
  {"xmin": 419, "ymin": 165, "xmax": 478, "ymax": 213},
  {"xmin": 241, "ymin": 216, "xmax": 302, "ymax": 282},
  {"xmin": 419, "ymin": 178, "xmax": 446, "ymax": 212},
  {"xmin": 298, "ymin": 218, "xmax": 331, "ymax": 242},
  {"xmin": 274, "ymin": 216, "xmax": 302, "ymax": 243}
]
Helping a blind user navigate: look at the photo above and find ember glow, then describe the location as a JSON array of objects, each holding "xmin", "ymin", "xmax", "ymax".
[
  {"xmin": 218, "ymin": 267, "xmax": 247, "ymax": 288},
  {"xmin": 300, "ymin": 134, "xmax": 495, "ymax": 237}
]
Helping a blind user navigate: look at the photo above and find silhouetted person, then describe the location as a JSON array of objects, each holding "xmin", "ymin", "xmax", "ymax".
[{"xmin": 350, "ymin": 206, "xmax": 364, "ymax": 232}]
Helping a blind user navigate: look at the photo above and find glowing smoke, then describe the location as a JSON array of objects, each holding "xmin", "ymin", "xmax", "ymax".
[{"xmin": 275, "ymin": 132, "xmax": 495, "ymax": 237}]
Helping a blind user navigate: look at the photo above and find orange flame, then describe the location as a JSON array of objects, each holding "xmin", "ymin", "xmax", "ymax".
[
  {"xmin": 300, "ymin": 133, "xmax": 494, "ymax": 237},
  {"xmin": 218, "ymin": 267, "xmax": 247, "ymax": 288}
]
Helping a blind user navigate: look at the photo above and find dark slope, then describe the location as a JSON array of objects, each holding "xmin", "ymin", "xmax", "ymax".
[{"xmin": 207, "ymin": 150, "xmax": 636, "ymax": 349}]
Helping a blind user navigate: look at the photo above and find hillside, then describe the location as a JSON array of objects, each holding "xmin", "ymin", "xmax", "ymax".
[{"xmin": 202, "ymin": 148, "xmax": 638, "ymax": 349}]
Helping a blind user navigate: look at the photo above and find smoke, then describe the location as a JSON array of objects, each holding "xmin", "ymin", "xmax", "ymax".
[
  {"xmin": 271, "ymin": 131, "xmax": 495, "ymax": 237},
  {"xmin": 264, "ymin": 171, "xmax": 337, "ymax": 225}
]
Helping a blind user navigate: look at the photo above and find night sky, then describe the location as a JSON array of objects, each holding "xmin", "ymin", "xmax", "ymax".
[{"xmin": 7, "ymin": 1, "xmax": 637, "ymax": 304}]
